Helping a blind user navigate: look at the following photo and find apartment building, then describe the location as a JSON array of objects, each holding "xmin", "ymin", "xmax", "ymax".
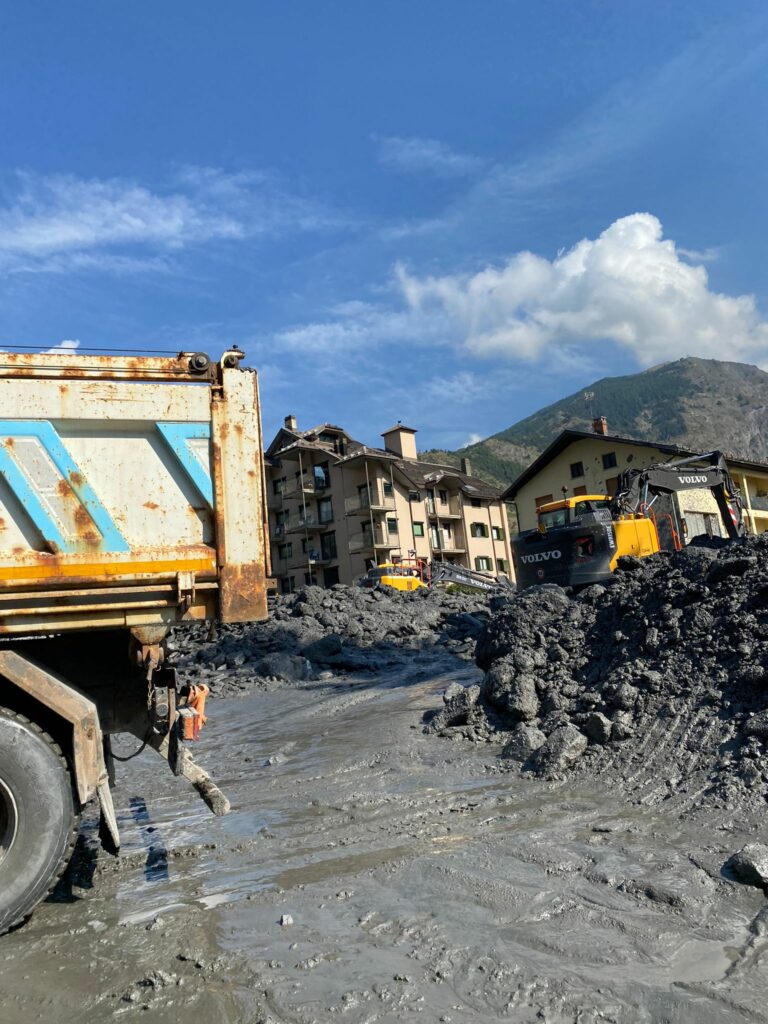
[
  {"xmin": 265, "ymin": 417, "xmax": 513, "ymax": 592},
  {"xmin": 504, "ymin": 416, "xmax": 768, "ymax": 538}
]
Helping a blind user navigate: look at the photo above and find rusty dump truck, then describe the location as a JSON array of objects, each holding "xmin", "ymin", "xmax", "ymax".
[{"xmin": 0, "ymin": 348, "xmax": 269, "ymax": 933}]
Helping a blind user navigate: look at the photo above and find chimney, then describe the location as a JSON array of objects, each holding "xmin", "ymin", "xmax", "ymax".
[
  {"xmin": 284, "ymin": 414, "xmax": 298, "ymax": 431},
  {"xmin": 460, "ymin": 456, "xmax": 472, "ymax": 476},
  {"xmin": 592, "ymin": 416, "xmax": 608, "ymax": 436},
  {"xmin": 381, "ymin": 422, "xmax": 417, "ymax": 461}
]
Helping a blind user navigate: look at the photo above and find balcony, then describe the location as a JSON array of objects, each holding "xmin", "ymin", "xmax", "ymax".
[
  {"xmin": 427, "ymin": 496, "xmax": 462, "ymax": 519},
  {"xmin": 307, "ymin": 546, "xmax": 336, "ymax": 565},
  {"xmin": 348, "ymin": 526, "xmax": 400, "ymax": 553},
  {"xmin": 282, "ymin": 475, "xmax": 330, "ymax": 499},
  {"xmin": 749, "ymin": 494, "xmax": 768, "ymax": 513},
  {"xmin": 284, "ymin": 513, "xmax": 332, "ymax": 534},
  {"xmin": 430, "ymin": 533, "xmax": 466, "ymax": 554},
  {"xmin": 344, "ymin": 492, "xmax": 396, "ymax": 515}
]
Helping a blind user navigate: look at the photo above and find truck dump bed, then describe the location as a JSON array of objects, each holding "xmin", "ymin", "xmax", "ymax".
[{"xmin": 0, "ymin": 349, "xmax": 269, "ymax": 636}]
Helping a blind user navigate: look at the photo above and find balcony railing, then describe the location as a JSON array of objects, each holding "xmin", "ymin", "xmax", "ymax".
[
  {"xmin": 750, "ymin": 495, "xmax": 768, "ymax": 512},
  {"xmin": 348, "ymin": 527, "xmax": 399, "ymax": 553},
  {"xmin": 430, "ymin": 534, "xmax": 466, "ymax": 554},
  {"xmin": 307, "ymin": 549, "xmax": 331, "ymax": 564},
  {"xmin": 284, "ymin": 513, "xmax": 325, "ymax": 534},
  {"xmin": 427, "ymin": 496, "xmax": 462, "ymax": 518},
  {"xmin": 282, "ymin": 476, "xmax": 330, "ymax": 499},
  {"xmin": 344, "ymin": 492, "xmax": 396, "ymax": 515}
]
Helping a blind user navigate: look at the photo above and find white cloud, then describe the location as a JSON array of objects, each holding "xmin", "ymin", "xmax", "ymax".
[
  {"xmin": 44, "ymin": 339, "xmax": 80, "ymax": 353},
  {"xmin": 422, "ymin": 371, "xmax": 486, "ymax": 404},
  {"xmin": 271, "ymin": 300, "xmax": 440, "ymax": 355},
  {"xmin": 374, "ymin": 135, "xmax": 486, "ymax": 178},
  {"xmin": 396, "ymin": 213, "xmax": 768, "ymax": 367},
  {"xmin": 0, "ymin": 168, "xmax": 348, "ymax": 273},
  {"xmin": 463, "ymin": 432, "xmax": 484, "ymax": 447}
]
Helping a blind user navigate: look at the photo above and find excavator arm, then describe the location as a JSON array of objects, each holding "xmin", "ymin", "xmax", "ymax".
[{"xmin": 612, "ymin": 451, "xmax": 745, "ymax": 541}]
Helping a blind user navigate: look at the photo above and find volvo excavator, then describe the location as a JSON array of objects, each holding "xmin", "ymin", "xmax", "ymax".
[{"xmin": 511, "ymin": 451, "xmax": 745, "ymax": 590}]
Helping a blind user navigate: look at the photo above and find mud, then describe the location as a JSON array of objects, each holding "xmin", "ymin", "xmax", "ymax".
[
  {"xmin": 170, "ymin": 584, "xmax": 491, "ymax": 697},
  {"xmin": 431, "ymin": 537, "xmax": 768, "ymax": 831},
  {"xmin": 3, "ymin": 653, "xmax": 768, "ymax": 1022}
]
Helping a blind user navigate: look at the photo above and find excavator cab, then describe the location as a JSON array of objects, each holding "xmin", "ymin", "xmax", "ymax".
[{"xmin": 512, "ymin": 495, "xmax": 662, "ymax": 590}]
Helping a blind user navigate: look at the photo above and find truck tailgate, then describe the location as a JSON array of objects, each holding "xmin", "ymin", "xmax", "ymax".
[{"xmin": 0, "ymin": 350, "xmax": 269, "ymax": 635}]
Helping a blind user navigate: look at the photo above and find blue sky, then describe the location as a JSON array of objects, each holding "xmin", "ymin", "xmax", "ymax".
[{"xmin": 2, "ymin": 2, "xmax": 768, "ymax": 451}]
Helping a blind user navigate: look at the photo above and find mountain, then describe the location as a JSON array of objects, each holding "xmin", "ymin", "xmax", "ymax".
[{"xmin": 420, "ymin": 358, "xmax": 768, "ymax": 487}]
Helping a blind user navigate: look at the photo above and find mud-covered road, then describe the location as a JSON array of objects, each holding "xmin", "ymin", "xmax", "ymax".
[{"xmin": 2, "ymin": 654, "xmax": 767, "ymax": 1023}]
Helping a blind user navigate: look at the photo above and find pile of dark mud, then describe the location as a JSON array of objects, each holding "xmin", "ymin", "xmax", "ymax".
[
  {"xmin": 429, "ymin": 536, "xmax": 768, "ymax": 820},
  {"xmin": 170, "ymin": 584, "xmax": 490, "ymax": 698}
]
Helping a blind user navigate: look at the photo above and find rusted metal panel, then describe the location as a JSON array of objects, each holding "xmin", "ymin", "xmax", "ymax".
[
  {"xmin": 0, "ymin": 379, "xmax": 212, "ymax": 421},
  {"xmin": 0, "ymin": 348, "xmax": 268, "ymax": 634},
  {"xmin": 0, "ymin": 649, "xmax": 107, "ymax": 805},
  {"xmin": 0, "ymin": 351, "xmax": 216, "ymax": 382},
  {"xmin": 211, "ymin": 356, "xmax": 269, "ymax": 623}
]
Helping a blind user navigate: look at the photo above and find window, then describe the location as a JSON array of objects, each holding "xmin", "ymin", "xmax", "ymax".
[
  {"xmin": 318, "ymin": 497, "xmax": 333, "ymax": 523},
  {"xmin": 602, "ymin": 451, "xmax": 617, "ymax": 470},
  {"xmin": 475, "ymin": 556, "xmax": 493, "ymax": 572},
  {"xmin": 386, "ymin": 517, "xmax": 398, "ymax": 536},
  {"xmin": 272, "ymin": 477, "xmax": 285, "ymax": 495},
  {"xmin": 539, "ymin": 508, "xmax": 568, "ymax": 529},
  {"xmin": 439, "ymin": 489, "xmax": 448, "ymax": 504},
  {"xmin": 471, "ymin": 522, "xmax": 489, "ymax": 538},
  {"xmin": 304, "ymin": 572, "xmax": 318, "ymax": 586},
  {"xmin": 321, "ymin": 532, "xmax": 337, "ymax": 561},
  {"xmin": 408, "ymin": 490, "xmax": 421, "ymax": 501},
  {"xmin": 570, "ymin": 461, "xmax": 584, "ymax": 479},
  {"xmin": 323, "ymin": 566, "xmax": 340, "ymax": 587},
  {"xmin": 318, "ymin": 432, "xmax": 337, "ymax": 445},
  {"xmin": 573, "ymin": 485, "xmax": 587, "ymax": 496},
  {"xmin": 471, "ymin": 498, "xmax": 482, "ymax": 508},
  {"xmin": 301, "ymin": 538, "xmax": 308, "ymax": 553},
  {"xmin": 413, "ymin": 521, "xmax": 424, "ymax": 537},
  {"xmin": 313, "ymin": 462, "xmax": 330, "ymax": 489},
  {"xmin": 278, "ymin": 542, "xmax": 292, "ymax": 560},
  {"xmin": 573, "ymin": 499, "xmax": 611, "ymax": 517},
  {"xmin": 279, "ymin": 576, "xmax": 295, "ymax": 594},
  {"xmin": 492, "ymin": 526, "xmax": 504, "ymax": 541},
  {"xmin": 605, "ymin": 476, "xmax": 619, "ymax": 496},
  {"xmin": 496, "ymin": 559, "xmax": 508, "ymax": 573},
  {"xmin": 383, "ymin": 480, "xmax": 394, "ymax": 496},
  {"xmin": 534, "ymin": 494, "xmax": 553, "ymax": 510}
]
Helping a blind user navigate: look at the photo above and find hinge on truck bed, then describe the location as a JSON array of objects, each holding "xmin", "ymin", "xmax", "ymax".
[{"xmin": 176, "ymin": 571, "xmax": 196, "ymax": 612}]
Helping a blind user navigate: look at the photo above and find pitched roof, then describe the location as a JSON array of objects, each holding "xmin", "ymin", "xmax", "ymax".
[
  {"xmin": 381, "ymin": 423, "xmax": 417, "ymax": 435},
  {"xmin": 502, "ymin": 429, "xmax": 768, "ymax": 500},
  {"xmin": 397, "ymin": 459, "xmax": 501, "ymax": 499}
]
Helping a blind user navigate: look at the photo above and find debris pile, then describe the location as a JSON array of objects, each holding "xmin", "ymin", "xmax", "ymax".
[
  {"xmin": 430, "ymin": 536, "xmax": 768, "ymax": 818},
  {"xmin": 171, "ymin": 584, "xmax": 490, "ymax": 697}
]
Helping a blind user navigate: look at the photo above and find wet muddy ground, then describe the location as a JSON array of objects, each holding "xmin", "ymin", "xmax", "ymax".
[{"xmin": 2, "ymin": 653, "xmax": 768, "ymax": 1023}]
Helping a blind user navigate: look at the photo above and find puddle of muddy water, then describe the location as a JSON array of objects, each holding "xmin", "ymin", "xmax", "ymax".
[{"xmin": 1, "ymin": 662, "xmax": 767, "ymax": 1024}]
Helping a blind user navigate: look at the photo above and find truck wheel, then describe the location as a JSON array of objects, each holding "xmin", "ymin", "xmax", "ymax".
[{"xmin": 0, "ymin": 708, "xmax": 77, "ymax": 934}]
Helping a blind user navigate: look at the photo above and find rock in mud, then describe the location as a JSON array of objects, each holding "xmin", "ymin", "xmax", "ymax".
[
  {"xmin": 257, "ymin": 652, "xmax": 309, "ymax": 682},
  {"xmin": 727, "ymin": 844, "xmax": 768, "ymax": 888},
  {"xmin": 533, "ymin": 724, "xmax": 587, "ymax": 775},
  {"xmin": 501, "ymin": 723, "xmax": 546, "ymax": 761},
  {"xmin": 583, "ymin": 712, "xmax": 613, "ymax": 746}
]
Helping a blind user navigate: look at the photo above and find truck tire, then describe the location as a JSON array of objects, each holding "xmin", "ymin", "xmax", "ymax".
[{"xmin": 0, "ymin": 708, "xmax": 77, "ymax": 934}]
